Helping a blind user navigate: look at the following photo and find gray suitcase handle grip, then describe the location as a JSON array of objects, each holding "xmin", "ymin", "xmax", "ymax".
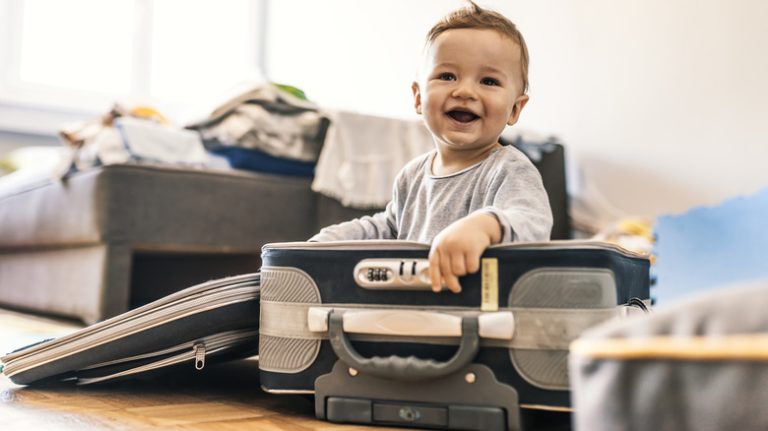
[{"xmin": 327, "ymin": 310, "xmax": 479, "ymax": 381}]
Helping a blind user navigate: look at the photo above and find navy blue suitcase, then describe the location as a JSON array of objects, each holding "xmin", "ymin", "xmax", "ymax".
[{"xmin": 258, "ymin": 240, "xmax": 650, "ymax": 430}]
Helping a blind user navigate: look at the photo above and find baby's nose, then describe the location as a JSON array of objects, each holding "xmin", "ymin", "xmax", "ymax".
[{"xmin": 451, "ymin": 81, "xmax": 478, "ymax": 100}]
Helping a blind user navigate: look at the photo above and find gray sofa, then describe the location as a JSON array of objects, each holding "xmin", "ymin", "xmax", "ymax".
[{"xmin": 0, "ymin": 164, "xmax": 374, "ymax": 324}]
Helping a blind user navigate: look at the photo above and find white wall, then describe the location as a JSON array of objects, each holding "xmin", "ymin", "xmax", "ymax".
[
  {"xmin": 266, "ymin": 0, "xmax": 768, "ymax": 221},
  {"xmin": 265, "ymin": 0, "xmax": 442, "ymax": 119}
]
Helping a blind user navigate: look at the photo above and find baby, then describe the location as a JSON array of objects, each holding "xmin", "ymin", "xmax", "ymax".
[{"xmin": 311, "ymin": 2, "xmax": 552, "ymax": 293}]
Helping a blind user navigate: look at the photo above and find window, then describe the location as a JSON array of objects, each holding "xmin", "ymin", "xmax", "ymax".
[{"xmin": 0, "ymin": 0, "xmax": 265, "ymax": 134}]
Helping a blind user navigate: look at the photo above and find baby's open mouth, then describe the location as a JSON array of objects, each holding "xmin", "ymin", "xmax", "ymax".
[{"xmin": 447, "ymin": 110, "xmax": 479, "ymax": 123}]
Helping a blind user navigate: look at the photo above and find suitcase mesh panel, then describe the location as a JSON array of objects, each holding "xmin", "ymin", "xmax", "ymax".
[
  {"xmin": 508, "ymin": 268, "xmax": 616, "ymax": 389},
  {"xmin": 508, "ymin": 268, "xmax": 616, "ymax": 308},
  {"xmin": 260, "ymin": 266, "xmax": 321, "ymax": 373},
  {"xmin": 510, "ymin": 349, "xmax": 570, "ymax": 390},
  {"xmin": 260, "ymin": 266, "xmax": 320, "ymax": 303},
  {"xmin": 259, "ymin": 334, "xmax": 321, "ymax": 373}
]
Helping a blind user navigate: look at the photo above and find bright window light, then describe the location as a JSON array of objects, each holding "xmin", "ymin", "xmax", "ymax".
[
  {"xmin": 19, "ymin": 0, "xmax": 135, "ymax": 94},
  {"xmin": 150, "ymin": 0, "xmax": 260, "ymax": 103}
]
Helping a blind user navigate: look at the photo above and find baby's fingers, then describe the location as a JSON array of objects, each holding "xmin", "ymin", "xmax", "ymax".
[
  {"xmin": 443, "ymin": 273, "xmax": 462, "ymax": 293},
  {"xmin": 451, "ymin": 253, "xmax": 467, "ymax": 276},
  {"xmin": 440, "ymin": 252, "xmax": 462, "ymax": 293},
  {"xmin": 428, "ymin": 249, "xmax": 443, "ymax": 292},
  {"xmin": 465, "ymin": 250, "xmax": 482, "ymax": 274}
]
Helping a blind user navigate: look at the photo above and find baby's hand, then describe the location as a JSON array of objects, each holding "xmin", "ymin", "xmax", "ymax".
[{"xmin": 428, "ymin": 212, "xmax": 502, "ymax": 293}]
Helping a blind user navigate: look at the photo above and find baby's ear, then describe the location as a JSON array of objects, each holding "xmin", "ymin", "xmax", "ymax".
[
  {"xmin": 507, "ymin": 94, "xmax": 529, "ymax": 126},
  {"xmin": 411, "ymin": 82, "xmax": 422, "ymax": 115}
]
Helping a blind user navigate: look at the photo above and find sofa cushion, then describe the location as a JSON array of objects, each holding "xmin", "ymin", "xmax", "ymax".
[{"xmin": 0, "ymin": 164, "xmax": 318, "ymax": 250}]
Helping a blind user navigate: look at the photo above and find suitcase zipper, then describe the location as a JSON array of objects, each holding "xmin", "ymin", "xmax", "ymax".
[
  {"xmin": 263, "ymin": 240, "xmax": 646, "ymax": 257},
  {"xmin": 193, "ymin": 343, "xmax": 206, "ymax": 370},
  {"xmin": 73, "ymin": 329, "xmax": 259, "ymax": 385}
]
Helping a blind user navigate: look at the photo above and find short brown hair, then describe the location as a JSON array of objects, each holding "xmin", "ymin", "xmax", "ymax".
[{"xmin": 426, "ymin": 1, "xmax": 529, "ymax": 94}]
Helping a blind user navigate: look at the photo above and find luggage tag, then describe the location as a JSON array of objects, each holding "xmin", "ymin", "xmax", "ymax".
[{"xmin": 481, "ymin": 258, "xmax": 499, "ymax": 312}]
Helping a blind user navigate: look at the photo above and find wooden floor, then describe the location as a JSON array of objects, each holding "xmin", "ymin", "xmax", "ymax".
[
  {"xmin": 0, "ymin": 309, "xmax": 572, "ymax": 430},
  {"xmin": 0, "ymin": 308, "xmax": 394, "ymax": 431}
]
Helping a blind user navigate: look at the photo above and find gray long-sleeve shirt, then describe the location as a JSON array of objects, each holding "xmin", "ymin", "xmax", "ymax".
[{"xmin": 309, "ymin": 145, "xmax": 553, "ymax": 243}]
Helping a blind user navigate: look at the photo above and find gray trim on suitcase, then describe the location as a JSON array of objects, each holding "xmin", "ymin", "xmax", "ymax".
[
  {"xmin": 260, "ymin": 301, "xmax": 625, "ymax": 347},
  {"xmin": 507, "ymin": 267, "xmax": 617, "ymax": 390},
  {"xmin": 259, "ymin": 334, "xmax": 321, "ymax": 374},
  {"xmin": 259, "ymin": 299, "xmax": 627, "ymax": 379},
  {"xmin": 259, "ymin": 265, "xmax": 320, "ymax": 303},
  {"xmin": 259, "ymin": 266, "xmax": 322, "ymax": 373},
  {"xmin": 510, "ymin": 349, "xmax": 570, "ymax": 391},
  {"xmin": 509, "ymin": 267, "xmax": 617, "ymax": 308}
]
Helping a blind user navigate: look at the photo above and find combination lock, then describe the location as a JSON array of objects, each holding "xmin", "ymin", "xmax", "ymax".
[{"xmin": 353, "ymin": 259, "xmax": 432, "ymax": 289}]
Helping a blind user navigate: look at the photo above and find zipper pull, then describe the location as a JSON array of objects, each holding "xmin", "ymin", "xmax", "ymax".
[{"xmin": 193, "ymin": 343, "xmax": 206, "ymax": 370}]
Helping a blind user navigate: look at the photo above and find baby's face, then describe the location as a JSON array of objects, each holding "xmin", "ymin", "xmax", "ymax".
[{"xmin": 413, "ymin": 28, "xmax": 527, "ymax": 154}]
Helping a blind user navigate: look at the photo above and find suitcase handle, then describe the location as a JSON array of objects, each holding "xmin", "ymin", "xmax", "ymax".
[
  {"xmin": 308, "ymin": 308, "xmax": 515, "ymax": 340},
  {"xmin": 327, "ymin": 310, "xmax": 480, "ymax": 381}
]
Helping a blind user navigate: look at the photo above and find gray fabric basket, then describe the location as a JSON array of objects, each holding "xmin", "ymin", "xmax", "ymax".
[{"xmin": 569, "ymin": 280, "xmax": 768, "ymax": 431}]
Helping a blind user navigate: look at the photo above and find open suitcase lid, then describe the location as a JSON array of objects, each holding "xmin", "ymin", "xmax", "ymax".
[{"xmin": 1, "ymin": 273, "xmax": 261, "ymax": 385}]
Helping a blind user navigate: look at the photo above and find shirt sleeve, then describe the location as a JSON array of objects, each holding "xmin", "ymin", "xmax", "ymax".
[
  {"xmin": 479, "ymin": 154, "xmax": 553, "ymax": 243},
  {"xmin": 308, "ymin": 171, "xmax": 403, "ymax": 242},
  {"xmin": 308, "ymin": 201, "xmax": 398, "ymax": 241}
]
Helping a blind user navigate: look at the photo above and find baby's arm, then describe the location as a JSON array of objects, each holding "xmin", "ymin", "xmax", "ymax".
[
  {"xmin": 428, "ymin": 148, "xmax": 553, "ymax": 292},
  {"xmin": 309, "ymin": 202, "xmax": 397, "ymax": 241},
  {"xmin": 311, "ymin": 162, "xmax": 413, "ymax": 241},
  {"xmin": 428, "ymin": 212, "xmax": 501, "ymax": 293}
]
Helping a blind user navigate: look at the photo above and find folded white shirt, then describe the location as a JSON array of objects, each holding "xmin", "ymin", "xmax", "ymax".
[{"xmin": 312, "ymin": 110, "xmax": 433, "ymax": 209}]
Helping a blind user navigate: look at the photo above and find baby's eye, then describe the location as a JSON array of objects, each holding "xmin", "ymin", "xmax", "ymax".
[
  {"xmin": 481, "ymin": 77, "xmax": 500, "ymax": 86},
  {"xmin": 438, "ymin": 72, "xmax": 456, "ymax": 81}
]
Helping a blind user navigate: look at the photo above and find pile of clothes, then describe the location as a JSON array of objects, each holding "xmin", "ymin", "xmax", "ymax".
[
  {"xmin": 187, "ymin": 82, "xmax": 434, "ymax": 209},
  {"xmin": 53, "ymin": 82, "xmax": 440, "ymax": 210},
  {"xmin": 186, "ymin": 83, "xmax": 329, "ymax": 178},
  {"xmin": 58, "ymin": 103, "xmax": 208, "ymax": 178}
]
